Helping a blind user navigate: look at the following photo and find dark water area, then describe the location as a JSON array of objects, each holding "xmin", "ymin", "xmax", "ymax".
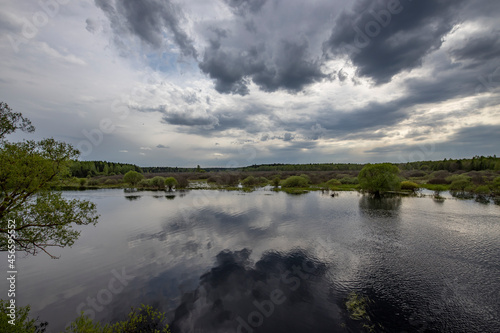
[{"xmin": 2, "ymin": 189, "xmax": 500, "ymax": 332}]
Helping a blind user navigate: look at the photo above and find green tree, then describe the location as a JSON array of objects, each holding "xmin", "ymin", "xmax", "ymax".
[
  {"xmin": 164, "ymin": 177, "xmax": 178, "ymax": 191},
  {"xmin": 358, "ymin": 163, "xmax": 401, "ymax": 196},
  {"xmin": 0, "ymin": 103, "xmax": 98, "ymax": 258},
  {"xmin": 150, "ymin": 176, "xmax": 166, "ymax": 190},
  {"xmin": 282, "ymin": 176, "xmax": 309, "ymax": 188},
  {"xmin": 123, "ymin": 171, "xmax": 144, "ymax": 186}
]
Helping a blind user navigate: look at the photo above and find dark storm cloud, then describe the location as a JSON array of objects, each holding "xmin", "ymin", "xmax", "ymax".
[
  {"xmin": 199, "ymin": 39, "xmax": 326, "ymax": 95},
  {"xmin": 450, "ymin": 33, "xmax": 500, "ymax": 68},
  {"xmin": 94, "ymin": 0, "xmax": 197, "ymax": 58},
  {"xmin": 324, "ymin": 0, "xmax": 465, "ymax": 84}
]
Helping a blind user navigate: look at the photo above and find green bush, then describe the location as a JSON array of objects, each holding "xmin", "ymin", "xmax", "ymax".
[
  {"xmin": 400, "ymin": 181, "xmax": 419, "ymax": 191},
  {"xmin": 64, "ymin": 304, "xmax": 171, "ymax": 333},
  {"xmin": 150, "ymin": 176, "xmax": 166, "ymax": 190},
  {"xmin": 137, "ymin": 179, "xmax": 150, "ymax": 188},
  {"xmin": 282, "ymin": 176, "xmax": 309, "ymax": 188},
  {"xmin": 475, "ymin": 185, "xmax": 490, "ymax": 195},
  {"xmin": 339, "ymin": 176, "xmax": 359, "ymax": 185},
  {"xmin": 0, "ymin": 300, "xmax": 46, "ymax": 333},
  {"xmin": 272, "ymin": 176, "xmax": 281, "ymax": 187},
  {"xmin": 326, "ymin": 179, "xmax": 341, "ymax": 188},
  {"xmin": 164, "ymin": 177, "xmax": 178, "ymax": 191},
  {"xmin": 79, "ymin": 178, "xmax": 87, "ymax": 186},
  {"xmin": 88, "ymin": 179, "xmax": 99, "ymax": 186},
  {"xmin": 445, "ymin": 174, "xmax": 471, "ymax": 184},
  {"xmin": 449, "ymin": 178, "xmax": 472, "ymax": 192},
  {"xmin": 241, "ymin": 176, "xmax": 258, "ymax": 186}
]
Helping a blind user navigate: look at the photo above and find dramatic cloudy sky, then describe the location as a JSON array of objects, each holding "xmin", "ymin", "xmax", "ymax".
[{"xmin": 1, "ymin": 0, "xmax": 499, "ymax": 167}]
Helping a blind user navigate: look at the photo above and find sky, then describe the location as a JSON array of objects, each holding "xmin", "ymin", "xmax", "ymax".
[{"xmin": 1, "ymin": 0, "xmax": 499, "ymax": 168}]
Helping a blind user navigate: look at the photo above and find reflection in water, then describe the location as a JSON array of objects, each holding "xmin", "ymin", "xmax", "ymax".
[
  {"xmin": 165, "ymin": 195, "xmax": 176, "ymax": 200},
  {"xmin": 6, "ymin": 190, "xmax": 500, "ymax": 333},
  {"xmin": 358, "ymin": 195, "xmax": 402, "ymax": 215},
  {"xmin": 124, "ymin": 195, "xmax": 141, "ymax": 201},
  {"xmin": 170, "ymin": 249, "xmax": 354, "ymax": 333}
]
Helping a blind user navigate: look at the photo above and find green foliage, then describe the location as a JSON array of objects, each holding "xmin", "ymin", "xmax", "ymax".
[
  {"xmin": 241, "ymin": 176, "xmax": 258, "ymax": 186},
  {"xmin": 69, "ymin": 161, "xmax": 141, "ymax": 178},
  {"xmin": 123, "ymin": 171, "xmax": 144, "ymax": 186},
  {"xmin": 150, "ymin": 176, "xmax": 166, "ymax": 190},
  {"xmin": 0, "ymin": 300, "xmax": 46, "ymax": 333},
  {"xmin": 281, "ymin": 176, "xmax": 309, "ymax": 188},
  {"xmin": 474, "ymin": 185, "xmax": 490, "ymax": 195},
  {"xmin": 65, "ymin": 305, "xmax": 171, "ymax": 333},
  {"xmin": 449, "ymin": 177, "xmax": 472, "ymax": 192},
  {"xmin": 326, "ymin": 179, "xmax": 342, "ymax": 188},
  {"xmin": 400, "ymin": 181, "xmax": 419, "ymax": 191},
  {"xmin": 0, "ymin": 103, "xmax": 99, "ymax": 258},
  {"xmin": 64, "ymin": 314, "xmax": 111, "ymax": 333},
  {"xmin": 272, "ymin": 176, "xmax": 281, "ymax": 187},
  {"xmin": 339, "ymin": 176, "xmax": 359, "ymax": 185},
  {"xmin": 358, "ymin": 163, "xmax": 401, "ymax": 196},
  {"xmin": 79, "ymin": 178, "xmax": 87, "ymax": 186},
  {"xmin": 0, "ymin": 102, "xmax": 35, "ymax": 139},
  {"xmin": 164, "ymin": 177, "xmax": 178, "ymax": 191}
]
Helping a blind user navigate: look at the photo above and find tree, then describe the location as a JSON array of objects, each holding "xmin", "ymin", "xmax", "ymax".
[
  {"xmin": 282, "ymin": 176, "xmax": 309, "ymax": 188},
  {"xmin": 150, "ymin": 176, "xmax": 166, "ymax": 190},
  {"xmin": 358, "ymin": 163, "xmax": 401, "ymax": 196},
  {"xmin": 123, "ymin": 170, "xmax": 144, "ymax": 186},
  {"xmin": 164, "ymin": 177, "xmax": 178, "ymax": 191},
  {"xmin": 0, "ymin": 103, "xmax": 98, "ymax": 258}
]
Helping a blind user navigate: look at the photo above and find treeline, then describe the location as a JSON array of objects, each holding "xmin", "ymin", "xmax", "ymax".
[
  {"xmin": 69, "ymin": 161, "xmax": 142, "ymax": 178},
  {"xmin": 240, "ymin": 163, "xmax": 365, "ymax": 172},
  {"xmin": 71, "ymin": 156, "xmax": 500, "ymax": 178},
  {"xmin": 398, "ymin": 155, "xmax": 500, "ymax": 172}
]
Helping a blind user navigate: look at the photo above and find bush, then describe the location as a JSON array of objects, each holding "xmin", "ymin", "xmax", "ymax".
[
  {"xmin": 339, "ymin": 177, "xmax": 358, "ymax": 185},
  {"xmin": 326, "ymin": 179, "xmax": 341, "ymax": 188},
  {"xmin": 150, "ymin": 176, "xmax": 166, "ymax": 190},
  {"xmin": 282, "ymin": 176, "xmax": 309, "ymax": 188},
  {"xmin": 407, "ymin": 170, "xmax": 427, "ymax": 178},
  {"xmin": 427, "ymin": 178, "xmax": 450, "ymax": 185},
  {"xmin": 88, "ymin": 179, "xmax": 99, "ymax": 186},
  {"xmin": 137, "ymin": 179, "xmax": 150, "ymax": 188},
  {"xmin": 164, "ymin": 177, "xmax": 178, "ymax": 191},
  {"xmin": 241, "ymin": 176, "xmax": 259, "ymax": 186},
  {"xmin": 176, "ymin": 175, "xmax": 189, "ymax": 188},
  {"xmin": 79, "ymin": 178, "xmax": 86, "ymax": 186},
  {"xmin": 0, "ymin": 300, "xmax": 47, "ymax": 332},
  {"xmin": 450, "ymin": 178, "xmax": 472, "ymax": 192},
  {"xmin": 272, "ymin": 176, "xmax": 281, "ymax": 187},
  {"xmin": 474, "ymin": 185, "xmax": 490, "ymax": 195},
  {"xmin": 400, "ymin": 181, "xmax": 419, "ymax": 192},
  {"xmin": 104, "ymin": 179, "xmax": 118, "ymax": 185},
  {"xmin": 64, "ymin": 304, "xmax": 171, "ymax": 333}
]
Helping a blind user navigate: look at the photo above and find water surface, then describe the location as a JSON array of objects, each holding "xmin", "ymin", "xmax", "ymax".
[{"xmin": 3, "ymin": 189, "xmax": 499, "ymax": 332}]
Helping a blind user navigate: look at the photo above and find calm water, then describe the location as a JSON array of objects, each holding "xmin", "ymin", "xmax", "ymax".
[{"xmin": 2, "ymin": 189, "xmax": 500, "ymax": 332}]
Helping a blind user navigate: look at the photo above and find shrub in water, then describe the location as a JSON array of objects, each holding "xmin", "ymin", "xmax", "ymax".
[
  {"xmin": 400, "ymin": 181, "xmax": 419, "ymax": 191},
  {"xmin": 282, "ymin": 176, "xmax": 309, "ymax": 188}
]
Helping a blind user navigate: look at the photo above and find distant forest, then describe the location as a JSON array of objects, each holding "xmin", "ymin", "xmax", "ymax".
[{"xmin": 69, "ymin": 155, "xmax": 499, "ymax": 178}]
